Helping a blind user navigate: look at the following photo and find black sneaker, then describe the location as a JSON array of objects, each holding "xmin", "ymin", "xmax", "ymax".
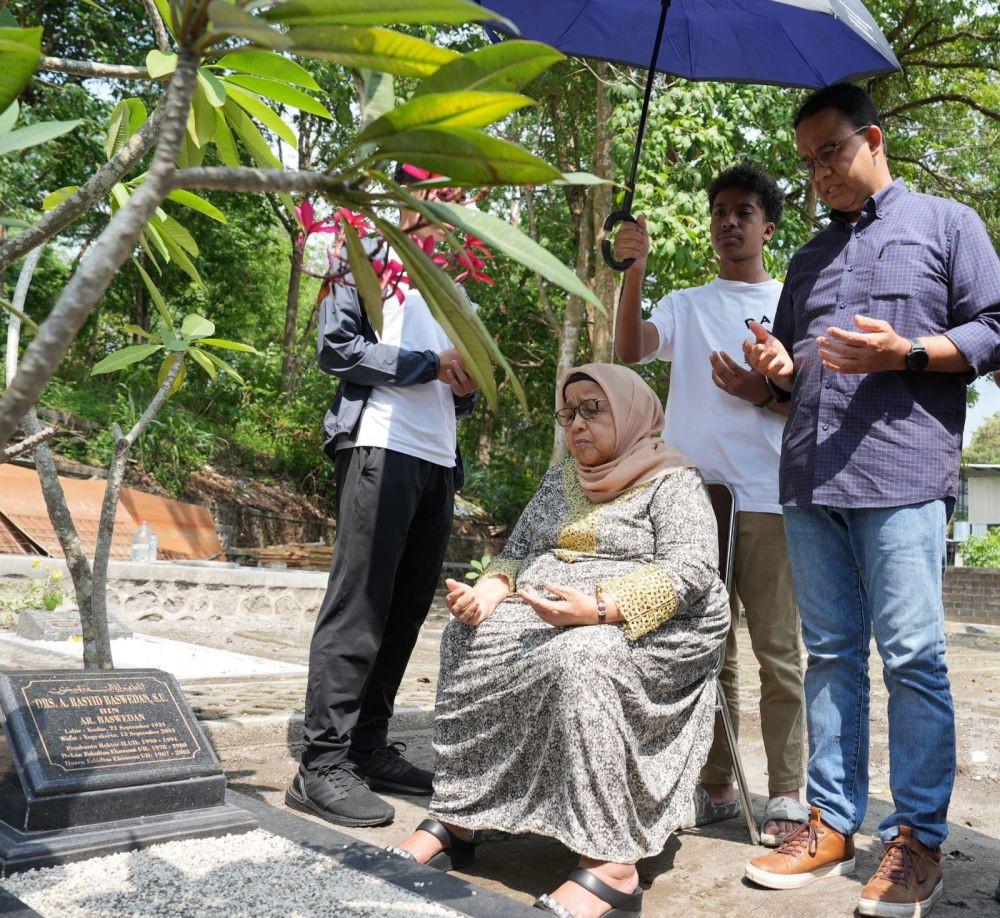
[
  {"xmin": 285, "ymin": 761, "xmax": 395, "ymax": 827},
  {"xmin": 350, "ymin": 741, "xmax": 434, "ymax": 796}
]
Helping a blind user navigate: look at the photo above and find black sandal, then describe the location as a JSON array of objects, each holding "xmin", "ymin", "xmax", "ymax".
[
  {"xmin": 534, "ymin": 868, "xmax": 643, "ymax": 917},
  {"xmin": 386, "ymin": 817, "xmax": 479, "ymax": 871}
]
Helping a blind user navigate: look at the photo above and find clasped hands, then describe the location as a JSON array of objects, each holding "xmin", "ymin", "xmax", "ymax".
[{"xmin": 444, "ymin": 577, "xmax": 603, "ymax": 629}]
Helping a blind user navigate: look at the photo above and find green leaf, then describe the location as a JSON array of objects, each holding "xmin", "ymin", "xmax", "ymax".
[
  {"xmin": 161, "ymin": 233, "xmax": 204, "ymax": 287},
  {"xmin": 374, "ymin": 128, "xmax": 561, "ymax": 185},
  {"xmin": 206, "ymin": 1, "xmax": 293, "ymax": 49},
  {"xmin": 150, "ymin": 0, "xmax": 176, "ymax": 37},
  {"xmin": 181, "ymin": 313, "xmax": 215, "ymax": 339},
  {"xmin": 198, "ymin": 337, "xmax": 259, "ymax": 353},
  {"xmin": 0, "ymin": 119, "xmax": 80, "ymax": 156},
  {"xmin": 556, "ymin": 171, "xmax": 612, "ymax": 185},
  {"xmin": 223, "ymin": 99, "xmax": 283, "ymax": 169},
  {"xmin": 0, "ymin": 294, "xmax": 38, "ymax": 333},
  {"xmin": 265, "ymin": 0, "xmax": 515, "ymax": 30},
  {"xmin": 357, "ymin": 69, "xmax": 394, "ymax": 128},
  {"xmin": 224, "ymin": 82, "xmax": 297, "ymax": 148},
  {"xmin": 424, "ymin": 200, "xmax": 602, "ymax": 309},
  {"xmin": 200, "ymin": 349, "xmax": 245, "ymax": 384},
  {"xmin": 109, "ymin": 182, "xmax": 131, "ymax": 210},
  {"xmin": 223, "ymin": 74, "xmax": 332, "ymax": 119},
  {"xmin": 132, "ymin": 257, "xmax": 175, "ymax": 331},
  {"xmin": 91, "ymin": 343, "xmax": 163, "ymax": 376},
  {"xmin": 146, "ymin": 49, "xmax": 177, "ymax": 78},
  {"xmin": 377, "ymin": 218, "xmax": 499, "ymax": 406},
  {"xmin": 0, "ymin": 101, "xmax": 18, "ymax": 134},
  {"xmin": 154, "ymin": 212, "xmax": 199, "ymax": 256},
  {"xmin": 123, "ymin": 324, "xmax": 157, "ymax": 340},
  {"xmin": 42, "ymin": 186, "xmax": 79, "ymax": 211},
  {"xmin": 104, "ymin": 99, "xmax": 146, "ymax": 160},
  {"xmin": 287, "ymin": 27, "xmax": 458, "ymax": 78},
  {"xmin": 177, "ymin": 130, "xmax": 206, "ymax": 168},
  {"xmin": 157, "ymin": 353, "xmax": 187, "ymax": 397},
  {"xmin": 358, "ymin": 91, "xmax": 531, "ymax": 145},
  {"xmin": 165, "ymin": 189, "xmax": 227, "ymax": 223},
  {"xmin": 197, "ymin": 68, "xmax": 228, "ymax": 107},
  {"xmin": 187, "ymin": 346, "xmax": 217, "ymax": 380},
  {"xmin": 413, "ymin": 40, "xmax": 562, "ymax": 96},
  {"xmin": 0, "ymin": 27, "xmax": 42, "ymax": 114},
  {"xmin": 342, "ymin": 222, "xmax": 384, "ymax": 335},
  {"xmin": 213, "ymin": 49, "xmax": 320, "ymax": 90},
  {"xmin": 212, "ymin": 108, "xmax": 241, "ymax": 166},
  {"xmin": 188, "ymin": 81, "xmax": 217, "ymax": 148}
]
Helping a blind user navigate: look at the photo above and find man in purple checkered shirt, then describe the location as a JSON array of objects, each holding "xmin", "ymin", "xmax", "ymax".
[{"xmin": 742, "ymin": 84, "xmax": 1000, "ymax": 916}]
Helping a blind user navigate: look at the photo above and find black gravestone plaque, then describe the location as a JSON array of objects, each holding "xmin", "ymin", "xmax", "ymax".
[{"xmin": 0, "ymin": 669, "xmax": 256, "ymax": 875}]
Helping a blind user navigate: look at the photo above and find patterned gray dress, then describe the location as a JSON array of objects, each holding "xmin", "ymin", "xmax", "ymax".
[{"xmin": 429, "ymin": 460, "xmax": 729, "ymax": 863}]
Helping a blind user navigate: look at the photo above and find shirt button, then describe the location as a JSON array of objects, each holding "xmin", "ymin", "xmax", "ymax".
[
  {"xmin": 856, "ymin": 231, "xmax": 863, "ymax": 239},
  {"xmin": 847, "ymin": 265, "xmax": 854, "ymax": 272},
  {"xmin": 822, "ymin": 424, "xmax": 830, "ymax": 430},
  {"xmin": 839, "ymin": 303, "xmax": 846, "ymax": 309},
  {"xmin": 825, "ymin": 382, "xmax": 832, "ymax": 389}
]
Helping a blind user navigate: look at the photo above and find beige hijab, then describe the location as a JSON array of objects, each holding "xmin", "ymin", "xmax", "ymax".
[{"xmin": 560, "ymin": 362, "xmax": 692, "ymax": 503}]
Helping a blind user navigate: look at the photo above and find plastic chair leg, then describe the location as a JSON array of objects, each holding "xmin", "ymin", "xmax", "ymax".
[{"xmin": 716, "ymin": 679, "xmax": 760, "ymax": 845}]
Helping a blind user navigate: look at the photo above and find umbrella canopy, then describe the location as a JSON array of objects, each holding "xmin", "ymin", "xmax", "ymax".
[
  {"xmin": 480, "ymin": 0, "xmax": 900, "ymax": 269},
  {"xmin": 483, "ymin": 0, "xmax": 899, "ymax": 89}
]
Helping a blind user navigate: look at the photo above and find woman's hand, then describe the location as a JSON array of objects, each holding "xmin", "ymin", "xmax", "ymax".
[
  {"xmin": 445, "ymin": 577, "xmax": 507, "ymax": 627},
  {"xmin": 518, "ymin": 582, "xmax": 603, "ymax": 628}
]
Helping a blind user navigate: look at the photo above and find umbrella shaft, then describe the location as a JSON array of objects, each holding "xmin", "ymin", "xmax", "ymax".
[{"xmin": 623, "ymin": 0, "xmax": 671, "ymax": 214}]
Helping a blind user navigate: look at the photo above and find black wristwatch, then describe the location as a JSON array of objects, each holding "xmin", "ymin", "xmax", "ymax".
[{"xmin": 904, "ymin": 338, "xmax": 929, "ymax": 371}]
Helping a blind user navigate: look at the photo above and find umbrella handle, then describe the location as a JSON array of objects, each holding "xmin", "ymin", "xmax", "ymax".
[{"xmin": 601, "ymin": 209, "xmax": 638, "ymax": 272}]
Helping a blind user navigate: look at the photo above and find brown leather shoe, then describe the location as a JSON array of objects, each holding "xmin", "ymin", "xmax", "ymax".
[
  {"xmin": 744, "ymin": 806, "xmax": 856, "ymax": 890},
  {"xmin": 858, "ymin": 826, "xmax": 943, "ymax": 917}
]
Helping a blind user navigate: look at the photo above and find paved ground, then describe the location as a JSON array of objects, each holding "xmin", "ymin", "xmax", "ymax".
[{"xmin": 3, "ymin": 604, "xmax": 998, "ymax": 916}]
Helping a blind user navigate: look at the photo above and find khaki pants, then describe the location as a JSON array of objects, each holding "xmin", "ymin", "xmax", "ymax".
[{"xmin": 700, "ymin": 511, "xmax": 805, "ymax": 794}]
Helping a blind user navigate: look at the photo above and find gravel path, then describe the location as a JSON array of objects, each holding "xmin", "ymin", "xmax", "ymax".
[{"xmin": 1, "ymin": 830, "xmax": 462, "ymax": 918}]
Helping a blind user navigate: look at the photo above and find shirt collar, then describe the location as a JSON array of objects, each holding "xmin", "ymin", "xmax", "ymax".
[{"xmin": 829, "ymin": 177, "xmax": 907, "ymax": 226}]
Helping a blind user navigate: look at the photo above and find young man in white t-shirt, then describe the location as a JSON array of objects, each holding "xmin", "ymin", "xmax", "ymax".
[
  {"xmin": 287, "ymin": 168, "xmax": 476, "ymax": 829},
  {"xmin": 614, "ymin": 164, "xmax": 807, "ymax": 845}
]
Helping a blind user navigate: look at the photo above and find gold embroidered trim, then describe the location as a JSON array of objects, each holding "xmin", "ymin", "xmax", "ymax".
[
  {"xmin": 554, "ymin": 461, "xmax": 657, "ymax": 563},
  {"xmin": 598, "ymin": 566, "xmax": 679, "ymax": 641},
  {"xmin": 480, "ymin": 558, "xmax": 521, "ymax": 592}
]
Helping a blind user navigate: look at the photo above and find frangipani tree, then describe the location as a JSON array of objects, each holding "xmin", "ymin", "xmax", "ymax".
[
  {"xmin": 0, "ymin": 0, "xmax": 606, "ymax": 668},
  {"xmin": 0, "ymin": 0, "xmax": 606, "ymax": 461}
]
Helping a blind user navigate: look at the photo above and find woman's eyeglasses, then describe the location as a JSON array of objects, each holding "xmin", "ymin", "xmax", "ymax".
[
  {"xmin": 554, "ymin": 398, "xmax": 608, "ymax": 427},
  {"xmin": 797, "ymin": 125, "xmax": 870, "ymax": 176}
]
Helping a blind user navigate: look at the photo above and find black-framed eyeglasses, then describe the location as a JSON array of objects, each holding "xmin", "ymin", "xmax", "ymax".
[
  {"xmin": 554, "ymin": 398, "xmax": 608, "ymax": 428},
  {"xmin": 797, "ymin": 125, "xmax": 870, "ymax": 176}
]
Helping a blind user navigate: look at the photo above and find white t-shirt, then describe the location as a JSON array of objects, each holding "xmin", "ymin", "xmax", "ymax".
[
  {"xmin": 641, "ymin": 278, "xmax": 784, "ymax": 515},
  {"xmin": 351, "ymin": 278, "xmax": 457, "ymax": 469}
]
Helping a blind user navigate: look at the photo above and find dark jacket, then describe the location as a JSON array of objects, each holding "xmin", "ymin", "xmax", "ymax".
[{"xmin": 317, "ymin": 286, "xmax": 476, "ymax": 489}]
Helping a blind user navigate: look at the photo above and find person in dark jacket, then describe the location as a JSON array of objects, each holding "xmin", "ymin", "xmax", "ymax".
[{"xmin": 286, "ymin": 168, "xmax": 477, "ymax": 828}]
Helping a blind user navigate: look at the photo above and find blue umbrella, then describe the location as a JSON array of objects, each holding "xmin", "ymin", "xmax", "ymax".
[{"xmin": 479, "ymin": 0, "xmax": 901, "ymax": 269}]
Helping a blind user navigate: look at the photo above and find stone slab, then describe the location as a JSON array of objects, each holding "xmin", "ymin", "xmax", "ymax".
[{"xmin": 15, "ymin": 609, "xmax": 131, "ymax": 642}]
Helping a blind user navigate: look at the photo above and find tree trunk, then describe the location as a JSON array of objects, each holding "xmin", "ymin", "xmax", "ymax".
[
  {"xmin": 280, "ymin": 237, "xmax": 305, "ymax": 390},
  {"xmin": 588, "ymin": 62, "xmax": 618, "ymax": 364}
]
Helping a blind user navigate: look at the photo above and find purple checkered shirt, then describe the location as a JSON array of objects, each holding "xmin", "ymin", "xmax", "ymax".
[{"xmin": 773, "ymin": 179, "xmax": 1000, "ymax": 508}]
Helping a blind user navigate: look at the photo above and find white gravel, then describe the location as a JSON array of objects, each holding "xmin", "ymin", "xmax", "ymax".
[{"xmin": 1, "ymin": 830, "xmax": 463, "ymax": 917}]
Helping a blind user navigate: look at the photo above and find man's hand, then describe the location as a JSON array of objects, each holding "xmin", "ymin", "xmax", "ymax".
[
  {"xmin": 817, "ymin": 315, "xmax": 909, "ymax": 374},
  {"xmin": 518, "ymin": 583, "xmax": 601, "ymax": 628},
  {"xmin": 437, "ymin": 348, "xmax": 477, "ymax": 396},
  {"xmin": 743, "ymin": 320, "xmax": 794, "ymax": 385},
  {"xmin": 444, "ymin": 577, "xmax": 505, "ymax": 627},
  {"xmin": 710, "ymin": 350, "xmax": 772, "ymax": 404},
  {"xmin": 613, "ymin": 215, "xmax": 649, "ymax": 275}
]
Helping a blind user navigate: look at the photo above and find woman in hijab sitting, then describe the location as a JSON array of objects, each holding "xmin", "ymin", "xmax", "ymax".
[{"xmin": 389, "ymin": 364, "xmax": 729, "ymax": 918}]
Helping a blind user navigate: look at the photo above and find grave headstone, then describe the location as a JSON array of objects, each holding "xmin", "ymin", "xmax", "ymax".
[
  {"xmin": 0, "ymin": 668, "xmax": 256, "ymax": 875},
  {"xmin": 16, "ymin": 609, "xmax": 132, "ymax": 642}
]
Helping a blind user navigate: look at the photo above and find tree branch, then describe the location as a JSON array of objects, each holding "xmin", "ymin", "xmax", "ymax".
[
  {"xmin": 171, "ymin": 166, "xmax": 351, "ymax": 195},
  {"xmin": 0, "ymin": 99, "xmax": 165, "ymax": 273},
  {"xmin": 887, "ymin": 153, "xmax": 959, "ymax": 193},
  {"xmin": 523, "ymin": 187, "xmax": 561, "ymax": 335},
  {"xmin": 40, "ymin": 56, "xmax": 151, "ymax": 80},
  {"xmin": 882, "ymin": 94, "xmax": 1000, "ymax": 122},
  {"xmin": 902, "ymin": 58, "xmax": 1000, "ymax": 72},
  {"xmin": 142, "ymin": 0, "xmax": 171, "ymax": 53},
  {"xmin": 0, "ymin": 50, "xmax": 200, "ymax": 454},
  {"xmin": 905, "ymin": 31, "xmax": 1000, "ymax": 57},
  {"xmin": 2, "ymin": 425, "xmax": 59, "ymax": 462}
]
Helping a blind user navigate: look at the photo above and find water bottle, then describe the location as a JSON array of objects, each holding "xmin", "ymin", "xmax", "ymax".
[
  {"xmin": 149, "ymin": 532, "xmax": 158, "ymax": 562},
  {"xmin": 131, "ymin": 522, "xmax": 152, "ymax": 562}
]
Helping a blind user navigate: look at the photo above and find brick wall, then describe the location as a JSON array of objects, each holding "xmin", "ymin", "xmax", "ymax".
[{"xmin": 943, "ymin": 566, "xmax": 1000, "ymax": 624}]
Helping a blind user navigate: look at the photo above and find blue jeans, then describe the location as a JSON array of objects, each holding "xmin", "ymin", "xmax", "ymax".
[{"xmin": 783, "ymin": 502, "xmax": 955, "ymax": 849}]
